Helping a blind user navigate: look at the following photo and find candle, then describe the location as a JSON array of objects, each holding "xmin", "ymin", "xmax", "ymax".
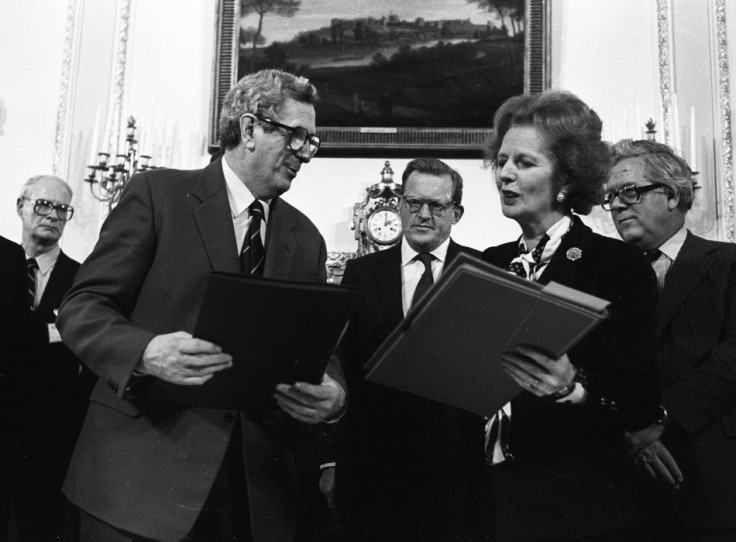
[
  {"xmin": 672, "ymin": 93, "xmax": 681, "ymax": 154},
  {"xmin": 623, "ymin": 108, "xmax": 629, "ymax": 139},
  {"xmin": 89, "ymin": 105, "xmax": 101, "ymax": 164},
  {"xmin": 689, "ymin": 106, "xmax": 697, "ymax": 171},
  {"xmin": 635, "ymin": 95, "xmax": 641, "ymax": 139}
]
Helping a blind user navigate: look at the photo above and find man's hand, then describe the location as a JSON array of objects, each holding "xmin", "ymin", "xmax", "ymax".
[
  {"xmin": 501, "ymin": 345, "xmax": 577, "ymax": 397},
  {"xmin": 274, "ymin": 372, "xmax": 346, "ymax": 424},
  {"xmin": 137, "ymin": 331, "xmax": 232, "ymax": 385},
  {"xmin": 626, "ymin": 424, "xmax": 683, "ymax": 489}
]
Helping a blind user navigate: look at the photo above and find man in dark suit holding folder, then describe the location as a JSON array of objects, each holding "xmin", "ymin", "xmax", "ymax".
[
  {"xmin": 57, "ymin": 70, "xmax": 346, "ymax": 542},
  {"xmin": 607, "ymin": 139, "xmax": 736, "ymax": 542},
  {"xmin": 334, "ymin": 158, "xmax": 485, "ymax": 541}
]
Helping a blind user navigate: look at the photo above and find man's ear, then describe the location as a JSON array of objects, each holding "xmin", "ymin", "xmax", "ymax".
[
  {"xmin": 452, "ymin": 205, "xmax": 464, "ymax": 224},
  {"xmin": 239, "ymin": 115, "xmax": 256, "ymax": 149},
  {"xmin": 666, "ymin": 189, "xmax": 680, "ymax": 211},
  {"xmin": 16, "ymin": 198, "xmax": 24, "ymax": 217}
]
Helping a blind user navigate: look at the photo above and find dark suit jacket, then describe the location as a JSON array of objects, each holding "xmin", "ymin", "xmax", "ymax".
[
  {"xmin": 335, "ymin": 240, "xmax": 486, "ymax": 542},
  {"xmin": 0, "ymin": 236, "xmax": 26, "ymax": 368},
  {"xmin": 656, "ymin": 232, "xmax": 736, "ymax": 529},
  {"xmin": 57, "ymin": 159, "xmax": 339, "ymax": 542},
  {"xmin": 0, "ymin": 236, "xmax": 28, "ymax": 440},
  {"xmin": 482, "ymin": 216, "xmax": 660, "ymax": 540}
]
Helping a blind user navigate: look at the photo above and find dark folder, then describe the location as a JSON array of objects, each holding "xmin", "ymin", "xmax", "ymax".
[
  {"xmin": 175, "ymin": 272, "xmax": 358, "ymax": 411},
  {"xmin": 365, "ymin": 253, "xmax": 610, "ymax": 417}
]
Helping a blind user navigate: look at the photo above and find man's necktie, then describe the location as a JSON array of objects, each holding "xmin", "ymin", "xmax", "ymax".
[
  {"xmin": 645, "ymin": 249, "xmax": 665, "ymax": 292},
  {"xmin": 411, "ymin": 253, "xmax": 434, "ymax": 307},
  {"xmin": 27, "ymin": 258, "xmax": 38, "ymax": 310},
  {"xmin": 508, "ymin": 234, "xmax": 550, "ymax": 279},
  {"xmin": 240, "ymin": 200, "xmax": 265, "ymax": 276}
]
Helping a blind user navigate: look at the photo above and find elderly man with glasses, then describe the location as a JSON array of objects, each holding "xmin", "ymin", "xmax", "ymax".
[
  {"xmin": 1, "ymin": 175, "xmax": 95, "ymax": 541},
  {"xmin": 56, "ymin": 69, "xmax": 346, "ymax": 542},
  {"xmin": 605, "ymin": 139, "xmax": 736, "ymax": 542}
]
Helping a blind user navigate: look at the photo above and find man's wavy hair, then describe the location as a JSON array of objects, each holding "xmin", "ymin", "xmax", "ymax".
[
  {"xmin": 610, "ymin": 139, "xmax": 696, "ymax": 211},
  {"xmin": 218, "ymin": 69, "xmax": 319, "ymax": 150}
]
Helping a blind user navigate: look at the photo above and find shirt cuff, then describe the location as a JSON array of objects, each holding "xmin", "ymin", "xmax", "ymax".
[
  {"xmin": 555, "ymin": 382, "xmax": 587, "ymax": 404},
  {"xmin": 47, "ymin": 323, "xmax": 62, "ymax": 343}
]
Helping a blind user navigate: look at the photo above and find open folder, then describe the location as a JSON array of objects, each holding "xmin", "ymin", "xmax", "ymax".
[
  {"xmin": 175, "ymin": 272, "xmax": 358, "ymax": 411},
  {"xmin": 365, "ymin": 253, "xmax": 610, "ymax": 417}
]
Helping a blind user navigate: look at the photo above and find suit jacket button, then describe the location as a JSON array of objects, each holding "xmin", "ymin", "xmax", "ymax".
[{"xmin": 223, "ymin": 412, "xmax": 235, "ymax": 423}]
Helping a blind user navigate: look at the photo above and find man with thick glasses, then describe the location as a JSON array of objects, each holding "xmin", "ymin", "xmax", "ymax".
[
  {"xmin": 335, "ymin": 158, "xmax": 484, "ymax": 541},
  {"xmin": 57, "ymin": 70, "xmax": 345, "ymax": 542},
  {"xmin": 606, "ymin": 139, "xmax": 736, "ymax": 542},
  {"xmin": 1, "ymin": 175, "xmax": 94, "ymax": 541}
]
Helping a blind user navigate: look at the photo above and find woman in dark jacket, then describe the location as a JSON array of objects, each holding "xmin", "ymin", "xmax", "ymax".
[{"xmin": 481, "ymin": 89, "xmax": 662, "ymax": 541}]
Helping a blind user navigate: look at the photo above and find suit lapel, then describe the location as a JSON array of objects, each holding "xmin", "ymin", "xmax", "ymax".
[
  {"xmin": 537, "ymin": 216, "xmax": 590, "ymax": 289},
  {"xmin": 191, "ymin": 160, "xmax": 240, "ymax": 274},
  {"xmin": 656, "ymin": 233, "xmax": 714, "ymax": 338},
  {"xmin": 263, "ymin": 198, "xmax": 296, "ymax": 279},
  {"xmin": 374, "ymin": 245, "xmax": 404, "ymax": 325}
]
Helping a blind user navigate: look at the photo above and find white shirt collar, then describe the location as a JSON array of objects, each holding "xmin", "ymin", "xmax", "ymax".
[
  {"xmin": 518, "ymin": 215, "xmax": 572, "ymax": 260},
  {"xmin": 658, "ymin": 226, "xmax": 688, "ymax": 262},
  {"xmin": 221, "ymin": 156, "xmax": 270, "ymax": 222},
  {"xmin": 401, "ymin": 237, "xmax": 451, "ymax": 267}
]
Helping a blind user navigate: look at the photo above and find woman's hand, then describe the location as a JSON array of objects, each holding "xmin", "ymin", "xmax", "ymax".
[{"xmin": 501, "ymin": 345, "xmax": 577, "ymax": 397}]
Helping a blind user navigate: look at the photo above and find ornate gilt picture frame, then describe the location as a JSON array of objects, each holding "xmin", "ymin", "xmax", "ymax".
[{"xmin": 209, "ymin": 0, "xmax": 550, "ymax": 158}]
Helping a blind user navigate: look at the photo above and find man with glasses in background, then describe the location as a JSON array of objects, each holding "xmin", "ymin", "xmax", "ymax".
[
  {"xmin": 334, "ymin": 158, "xmax": 485, "ymax": 541},
  {"xmin": 605, "ymin": 139, "xmax": 736, "ymax": 542},
  {"xmin": 1, "ymin": 175, "xmax": 94, "ymax": 540},
  {"xmin": 57, "ymin": 70, "xmax": 346, "ymax": 542}
]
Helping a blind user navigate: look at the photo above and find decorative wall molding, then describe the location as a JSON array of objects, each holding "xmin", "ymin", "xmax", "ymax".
[
  {"xmin": 102, "ymin": 0, "xmax": 132, "ymax": 155},
  {"xmin": 53, "ymin": 0, "xmax": 80, "ymax": 176},
  {"xmin": 715, "ymin": 0, "xmax": 734, "ymax": 242},
  {"xmin": 656, "ymin": 0, "xmax": 674, "ymax": 148}
]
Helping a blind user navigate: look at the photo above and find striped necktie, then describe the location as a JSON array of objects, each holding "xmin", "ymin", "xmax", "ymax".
[
  {"xmin": 27, "ymin": 258, "xmax": 38, "ymax": 310},
  {"xmin": 240, "ymin": 200, "xmax": 265, "ymax": 276}
]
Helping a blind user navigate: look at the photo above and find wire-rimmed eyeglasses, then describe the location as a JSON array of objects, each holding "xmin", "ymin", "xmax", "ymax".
[
  {"xmin": 250, "ymin": 114, "xmax": 321, "ymax": 158},
  {"xmin": 21, "ymin": 197, "xmax": 74, "ymax": 221},
  {"xmin": 401, "ymin": 197, "xmax": 456, "ymax": 217},
  {"xmin": 601, "ymin": 183, "xmax": 667, "ymax": 211}
]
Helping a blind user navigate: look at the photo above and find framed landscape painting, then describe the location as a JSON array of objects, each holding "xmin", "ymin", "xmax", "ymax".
[{"xmin": 210, "ymin": 0, "xmax": 550, "ymax": 157}]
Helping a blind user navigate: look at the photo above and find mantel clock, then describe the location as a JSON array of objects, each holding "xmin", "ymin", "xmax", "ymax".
[{"xmin": 352, "ymin": 161, "xmax": 403, "ymax": 256}]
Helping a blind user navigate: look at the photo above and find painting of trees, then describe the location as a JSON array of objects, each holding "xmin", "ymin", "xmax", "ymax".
[{"xmin": 240, "ymin": 0, "xmax": 301, "ymax": 49}]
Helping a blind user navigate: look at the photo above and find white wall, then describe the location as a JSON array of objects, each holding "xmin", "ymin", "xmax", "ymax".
[{"xmin": 1, "ymin": 0, "xmax": 732, "ymax": 262}]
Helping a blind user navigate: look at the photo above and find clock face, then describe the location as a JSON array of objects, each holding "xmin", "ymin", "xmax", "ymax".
[{"xmin": 367, "ymin": 207, "xmax": 402, "ymax": 244}]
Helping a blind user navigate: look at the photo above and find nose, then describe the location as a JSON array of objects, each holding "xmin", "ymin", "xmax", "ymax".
[
  {"xmin": 609, "ymin": 192, "xmax": 629, "ymax": 211},
  {"xmin": 294, "ymin": 142, "xmax": 312, "ymax": 163},
  {"xmin": 416, "ymin": 202, "xmax": 433, "ymax": 220},
  {"xmin": 497, "ymin": 162, "xmax": 516, "ymax": 184}
]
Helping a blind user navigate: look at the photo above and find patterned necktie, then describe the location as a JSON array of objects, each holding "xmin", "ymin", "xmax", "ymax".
[
  {"xmin": 644, "ymin": 249, "xmax": 662, "ymax": 264},
  {"xmin": 411, "ymin": 253, "xmax": 434, "ymax": 307},
  {"xmin": 240, "ymin": 200, "xmax": 265, "ymax": 276},
  {"xmin": 507, "ymin": 234, "xmax": 550, "ymax": 279},
  {"xmin": 27, "ymin": 258, "xmax": 38, "ymax": 310},
  {"xmin": 645, "ymin": 249, "xmax": 665, "ymax": 291}
]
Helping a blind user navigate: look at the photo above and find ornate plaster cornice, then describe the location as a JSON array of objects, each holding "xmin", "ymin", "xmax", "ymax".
[
  {"xmin": 656, "ymin": 0, "xmax": 674, "ymax": 148},
  {"xmin": 715, "ymin": 0, "xmax": 734, "ymax": 242},
  {"xmin": 53, "ymin": 0, "xmax": 80, "ymax": 176}
]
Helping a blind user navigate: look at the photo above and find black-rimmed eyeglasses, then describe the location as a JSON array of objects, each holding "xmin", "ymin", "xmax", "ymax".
[
  {"xmin": 251, "ymin": 114, "xmax": 320, "ymax": 158},
  {"xmin": 402, "ymin": 197, "xmax": 456, "ymax": 217},
  {"xmin": 21, "ymin": 197, "xmax": 74, "ymax": 220},
  {"xmin": 601, "ymin": 183, "xmax": 667, "ymax": 211}
]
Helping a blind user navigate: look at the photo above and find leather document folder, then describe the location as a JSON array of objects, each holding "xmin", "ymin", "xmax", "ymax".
[
  {"xmin": 175, "ymin": 272, "xmax": 358, "ymax": 411},
  {"xmin": 365, "ymin": 253, "xmax": 610, "ymax": 417}
]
